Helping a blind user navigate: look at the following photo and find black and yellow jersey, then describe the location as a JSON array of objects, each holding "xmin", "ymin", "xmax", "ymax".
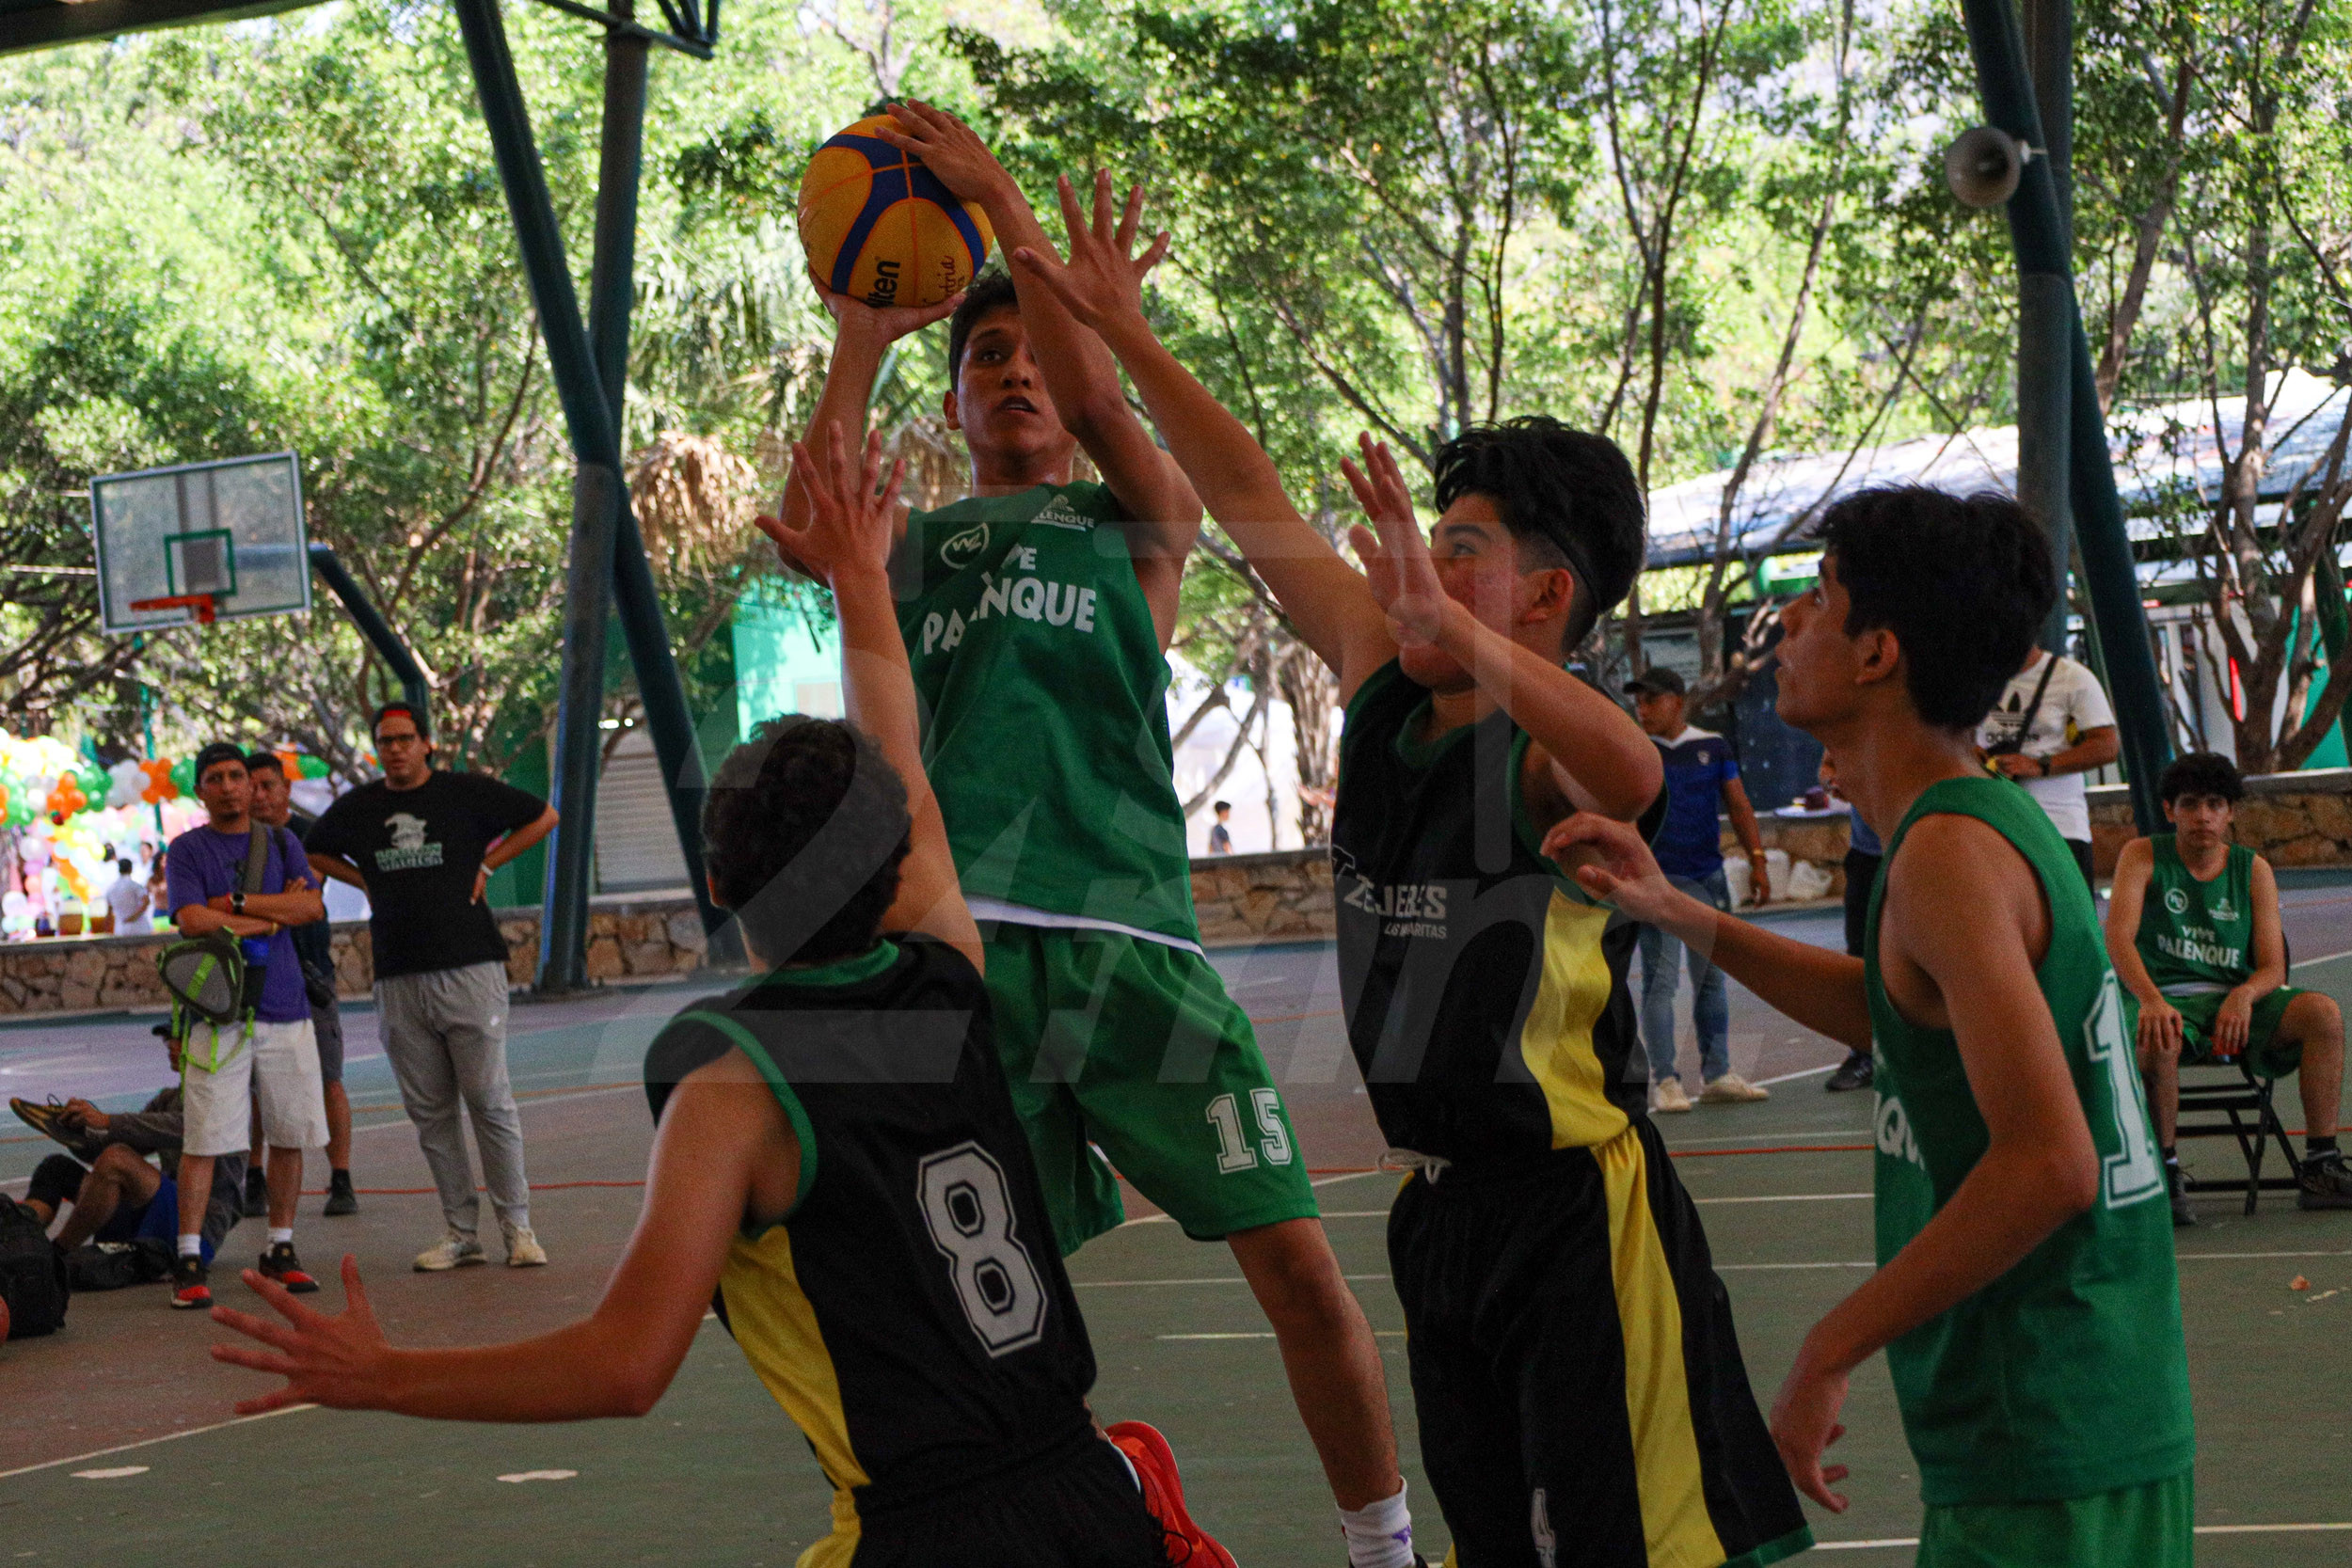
[
  {"xmin": 643, "ymin": 934, "xmax": 1097, "ymax": 1556},
  {"xmin": 1330, "ymin": 659, "xmax": 1659, "ymax": 1164}
]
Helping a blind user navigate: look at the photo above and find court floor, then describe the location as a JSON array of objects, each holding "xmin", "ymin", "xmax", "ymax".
[{"xmin": 3, "ymin": 895, "xmax": 2348, "ymax": 1564}]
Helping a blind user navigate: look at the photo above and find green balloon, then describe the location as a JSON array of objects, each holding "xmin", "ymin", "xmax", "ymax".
[
  {"xmin": 298, "ymin": 754, "xmax": 330, "ymax": 781},
  {"xmin": 77, "ymin": 767, "xmax": 108, "ymax": 805},
  {"xmin": 169, "ymin": 757, "xmax": 195, "ymax": 795}
]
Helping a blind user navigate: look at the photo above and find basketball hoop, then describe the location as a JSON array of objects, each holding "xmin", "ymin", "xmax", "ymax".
[{"xmin": 129, "ymin": 594, "xmax": 218, "ymax": 624}]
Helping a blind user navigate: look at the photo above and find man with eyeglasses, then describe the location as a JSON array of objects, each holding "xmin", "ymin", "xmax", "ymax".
[{"xmin": 306, "ymin": 705, "xmax": 558, "ymax": 1273}]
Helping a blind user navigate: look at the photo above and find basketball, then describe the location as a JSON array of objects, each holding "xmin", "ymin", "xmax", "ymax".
[{"xmin": 798, "ymin": 116, "xmax": 993, "ymax": 310}]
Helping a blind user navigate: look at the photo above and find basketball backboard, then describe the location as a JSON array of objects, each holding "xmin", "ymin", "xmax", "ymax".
[{"xmin": 91, "ymin": 452, "xmax": 310, "ymax": 634}]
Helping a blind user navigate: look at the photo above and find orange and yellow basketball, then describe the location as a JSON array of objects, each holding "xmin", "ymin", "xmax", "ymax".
[{"xmin": 798, "ymin": 116, "xmax": 994, "ymax": 310}]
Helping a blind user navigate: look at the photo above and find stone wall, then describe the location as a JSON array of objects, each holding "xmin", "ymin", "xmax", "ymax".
[
  {"xmin": 0, "ymin": 895, "xmax": 711, "ymax": 1019},
  {"xmin": 1191, "ymin": 848, "xmax": 1336, "ymax": 946},
  {"xmin": 2088, "ymin": 768, "xmax": 2352, "ymax": 875}
]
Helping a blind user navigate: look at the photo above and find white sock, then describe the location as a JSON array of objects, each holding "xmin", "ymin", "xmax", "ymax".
[
  {"xmin": 178, "ymin": 1233, "xmax": 202, "ymax": 1259},
  {"xmin": 1340, "ymin": 1482, "xmax": 1414, "ymax": 1568},
  {"xmin": 268, "ymin": 1227, "xmax": 294, "ymax": 1246}
]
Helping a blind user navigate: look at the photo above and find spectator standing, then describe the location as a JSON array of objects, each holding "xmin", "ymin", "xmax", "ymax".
[
  {"xmin": 1820, "ymin": 755, "xmax": 1877, "ymax": 1092},
  {"xmin": 304, "ymin": 704, "xmax": 558, "ymax": 1271},
  {"xmin": 1624, "ymin": 668, "xmax": 1772, "ymax": 1111},
  {"xmin": 246, "ymin": 752, "xmax": 358, "ymax": 1216},
  {"xmin": 1207, "ymin": 800, "xmax": 1234, "ymax": 855},
  {"xmin": 1975, "ymin": 644, "xmax": 2119, "ymax": 892},
  {"xmin": 163, "ymin": 743, "xmax": 330, "ymax": 1310},
  {"xmin": 105, "ymin": 858, "xmax": 152, "ymax": 935}
]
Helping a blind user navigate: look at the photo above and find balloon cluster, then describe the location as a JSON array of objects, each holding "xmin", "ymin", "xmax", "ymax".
[{"xmin": 0, "ymin": 732, "xmax": 330, "ymax": 829}]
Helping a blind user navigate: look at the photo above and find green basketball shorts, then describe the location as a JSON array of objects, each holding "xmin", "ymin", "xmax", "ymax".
[
  {"xmin": 1917, "ymin": 1469, "xmax": 2192, "ymax": 1568},
  {"xmin": 2147, "ymin": 987, "xmax": 2306, "ymax": 1077},
  {"xmin": 981, "ymin": 923, "xmax": 1321, "ymax": 1256}
]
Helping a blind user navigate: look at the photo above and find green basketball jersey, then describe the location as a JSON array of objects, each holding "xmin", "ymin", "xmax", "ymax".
[
  {"xmin": 1864, "ymin": 776, "xmax": 2194, "ymax": 1507},
  {"xmin": 2137, "ymin": 834, "xmax": 2255, "ymax": 995},
  {"xmin": 896, "ymin": 483, "xmax": 1197, "ymax": 942}
]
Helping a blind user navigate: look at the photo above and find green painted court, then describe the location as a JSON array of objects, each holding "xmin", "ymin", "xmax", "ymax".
[{"xmin": 4, "ymin": 911, "xmax": 2348, "ymax": 1564}]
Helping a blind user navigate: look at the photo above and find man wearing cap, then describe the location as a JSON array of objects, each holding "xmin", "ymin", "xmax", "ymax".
[
  {"xmin": 163, "ymin": 742, "xmax": 330, "ymax": 1309},
  {"xmin": 304, "ymin": 704, "xmax": 559, "ymax": 1272},
  {"xmin": 1625, "ymin": 668, "xmax": 1773, "ymax": 1113}
]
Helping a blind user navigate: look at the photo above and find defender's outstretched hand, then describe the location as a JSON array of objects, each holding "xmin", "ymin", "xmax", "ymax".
[
  {"xmin": 760, "ymin": 426, "xmax": 907, "ymax": 589},
  {"xmin": 873, "ymin": 100, "xmax": 1015, "ymax": 208},
  {"xmin": 210, "ymin": 1254, "xmax": 391, "ymax": 1416},
  {"xmin": 1341, "ymin": 435, "xmax": 1447, "ymax": 648},
  {"xmin": 1541, "ymin": 813, "xmax": 1687, "ymax": 927},
  {"xmin": 1008, "ymin": 170, "xmax": 1170, "ymax": 334}
]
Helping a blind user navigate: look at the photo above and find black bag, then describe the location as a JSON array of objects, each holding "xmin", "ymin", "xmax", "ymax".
[
  {"xmin": 64, "ymin": 1238, "xmax": 174, "ymax": 1292},
  {"xmin": 0, "ymin": 1196, "xmax": 70, "ymax": 1338}
]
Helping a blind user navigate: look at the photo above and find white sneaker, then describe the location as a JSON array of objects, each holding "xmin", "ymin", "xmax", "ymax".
[
  {"xmin": 1652, "ymin": 1078, "xmax": 1694, "ymax": 1114},
  {"xmin": 1702, "ymin": 1072, "xmax": 1772, "ymax": 1103},
  {"xmin": 502, "ymin": 1223, "xmax": 548, "ymax": 1268},
  {"xmin": 415, "ymin": 1233, "xmax": 486, "ymax": 1272}
]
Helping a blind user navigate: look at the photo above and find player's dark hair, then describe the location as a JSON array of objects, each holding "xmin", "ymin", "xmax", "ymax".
[
  {"xmin": 1432, "ymin": 418, "xmax": 1646, "ymax": 648},
  {"xmin": 193, "ymin": 741, "xmax": 247, "ymax": 784},
  {"xmin": 703, "ymin": 716, "xmax": 913, "ymax": 966},
  {"xmin": 946, "ymin": 268, "xmax": 1022, "ymax": 383},
  {"xmin": 1816, "ymin": 486, "xmax": 2055, "ymax": 731},
  {"xmin": 2160, "ymin": 751, "xmax": 2245, "ymax": 805},
  {"xmin": 118, "ymin": 858, "xmax": 133, "ymax": 876},
  {"xmin": 244, "ymin": 752, "xmax": 284, "ymax": 778}
]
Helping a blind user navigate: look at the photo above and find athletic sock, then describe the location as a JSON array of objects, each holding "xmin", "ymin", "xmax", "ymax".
[
  {"xmin": 1339, "ymin": 1482, "xmax": 1414, "ymax": 1568},
  {"xmin": 178, "ymin": 1233, "xmax": 202, "ymax": 1259},
  {"xmin": 2307, "ymin": 1134, "xmax": 2340, "ymax": 1160},
  {"xmin": 268, "ymin": 1227, "xmax": 294, "ymax": 1246}
]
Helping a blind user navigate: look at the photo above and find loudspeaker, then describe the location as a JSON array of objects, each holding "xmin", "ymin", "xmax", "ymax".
[{"xmin": 1945, "ymin": 126, "xmax": 2026, "ymax": 209}]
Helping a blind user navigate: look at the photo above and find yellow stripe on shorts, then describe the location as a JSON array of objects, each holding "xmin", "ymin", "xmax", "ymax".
[{"xmin": 1599, "ymin": 1125, "xmax": 1728, "ymax": 1568}]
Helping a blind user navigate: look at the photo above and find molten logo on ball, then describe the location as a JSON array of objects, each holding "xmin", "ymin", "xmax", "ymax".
[{"xmin": 798, "ymin": 117, "xmax": 994, "ymax": 310}]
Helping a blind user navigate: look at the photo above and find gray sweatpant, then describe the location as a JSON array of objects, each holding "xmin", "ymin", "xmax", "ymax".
[{"xmin": 375, "ymin": 959, "xmax": 530, "ymax": 1237}]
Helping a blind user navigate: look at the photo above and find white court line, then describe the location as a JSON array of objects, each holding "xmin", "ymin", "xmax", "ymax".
[
  {"xmin": 1076, "ymin": 1273, "xmax": 1391, "ymax": 1289},
  {"xmin": 1159, "ymin": 1331, "xmax": 1406, "ymax": 1340},
  {"xmin": 1661, "ymin": 1127, "xmax": 1870, "ymax": 1146},
  {"xmin": 1699, "ymin": 1192, "xmax": 1870, "ymax": 1205},
  {"xmin": 1120, "ymin": 1166, "xmax": 1391, "ymax": 1226},
  {"xmin": 348, "ymin": 1081, "xmax": 642, "ymax": 1138},
  {"xmin": 1719, "ymin": 1246, "xmax": 2351, "ymax": 1272},
  {"xmin": 1716, "ymin": 1260, "xmax": 1875, "ymax": 1272},
  {"xmin": 2177, "ymin": 1247, "xmax": 2352, "ymax": 1261},
  {"xmin": 0, "ymin": 1402, "xmax": 317, "ymax": 1482},
  {"xmin": 1819, "ymin": 1524, "xmax": 2352, "ymax": 1551},
  {"xmin": 1753, "ymin": 1062, "xmax": 1842, "ymax": 1088}
]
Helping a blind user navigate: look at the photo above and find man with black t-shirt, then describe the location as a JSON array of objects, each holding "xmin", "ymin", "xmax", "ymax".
[{"xmin": 306, "ymin": 705, "xmax": 557, "ymax": 1272}]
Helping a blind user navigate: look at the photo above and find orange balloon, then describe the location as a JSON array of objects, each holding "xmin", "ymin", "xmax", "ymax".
[
  {"xmin": 276, "ymin": 748, "xmax": 300, "ymax": 780},
  {"xmin": 140, "ymin": 757, "xmax": 177, "ymax": 803}
]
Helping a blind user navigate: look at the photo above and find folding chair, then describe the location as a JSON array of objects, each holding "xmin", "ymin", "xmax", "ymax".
[
  {"xmin": 2175, "ymin": 1059, "xmax": 2302, "ymax": 1215},
  {"xmin": 2173, "ymin": 936, "xmax": 2304, "ymax": 1215}
]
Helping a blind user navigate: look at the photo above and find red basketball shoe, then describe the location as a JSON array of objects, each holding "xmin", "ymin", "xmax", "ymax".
[{"xmin": 1106, "ymin": 1420, "xmax": 1238, "ymax": 1568}]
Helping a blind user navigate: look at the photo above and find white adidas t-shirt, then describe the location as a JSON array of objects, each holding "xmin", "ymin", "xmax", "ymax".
[{"xmin": 1975, "ymin": 651, "xmax": 2114, "ymax": 842}]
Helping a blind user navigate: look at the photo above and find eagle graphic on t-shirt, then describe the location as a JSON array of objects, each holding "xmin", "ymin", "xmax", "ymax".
[{"xmin": 374, "ymin": 811, "xmax": 445, "ymax": 872}]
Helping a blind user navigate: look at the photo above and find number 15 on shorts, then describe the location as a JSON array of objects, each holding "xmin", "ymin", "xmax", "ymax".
[{"xmin": 1208, "ymin": 1088, "xmax": 1294, "ymax": 1174}]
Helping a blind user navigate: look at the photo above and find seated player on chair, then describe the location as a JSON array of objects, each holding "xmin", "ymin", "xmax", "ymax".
[
  {"xmin": 209, "ymin": 429, "xmax": 1209, "ymax": 1568},
  {"xmin": 2104, "ymin": 750, "xmax": 2352, "ymax": 1223},
  {"xmin": 1009, "ymin": 168, "xmax": 1813, "ymax": 1567}
]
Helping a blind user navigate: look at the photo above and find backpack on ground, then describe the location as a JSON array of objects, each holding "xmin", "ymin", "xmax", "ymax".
[
  {"xmin": 64, "ymin": 1238, "xmax": 174, "ymax": 1292},
  {"xmin": 0, "ymin": 1196, "xmax": 70, "ymax": 1338}
]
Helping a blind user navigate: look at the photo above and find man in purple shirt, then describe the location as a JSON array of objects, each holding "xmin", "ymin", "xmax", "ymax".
[{"xmin": 164, "ymin": 742, "xmax": 329, "ymax": 1311}]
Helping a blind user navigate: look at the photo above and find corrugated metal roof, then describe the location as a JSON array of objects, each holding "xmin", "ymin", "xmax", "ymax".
[
  {"xmin": 1647, "ymin": 369, "xmax": 2352, "ymax": 567},
  {"xmin": 0, "ymin": 0, "xmax": 321, "ymax": 58}
]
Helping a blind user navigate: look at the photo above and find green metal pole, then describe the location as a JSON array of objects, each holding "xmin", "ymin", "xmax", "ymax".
[{"xmin": 1960, "ymin": 0, "xmax": 2171, "ymax": 832}]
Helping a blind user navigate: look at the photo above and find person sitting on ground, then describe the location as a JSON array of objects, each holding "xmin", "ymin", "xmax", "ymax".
[
  {"xmin": 11, "ymin": 1088, "xmax": 243, "ymax": 1261},
  {"xmin": 209, "ymin": 427, "xmax": 1215, "ymax": 1568},
  {"xmin": 2104, "ymin": 751, "xmax": 2352, "ymax": 1224},
  {"xmin": 1625, "ymin": 664, "xmax": 1772, "ymax": 1112}
]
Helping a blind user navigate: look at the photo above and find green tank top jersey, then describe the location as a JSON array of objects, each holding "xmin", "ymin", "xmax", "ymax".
[
  {"xmin": 1863, "ymin": 777, "xmax": 2194, "ymax": 1507},
  {"xmin": 897, "ymin": 483, "xmax": 1198, "ymax": 942},
  {"xmin": 2137, "ymin": 835, "xmax": 2256, "ymax": 995}
]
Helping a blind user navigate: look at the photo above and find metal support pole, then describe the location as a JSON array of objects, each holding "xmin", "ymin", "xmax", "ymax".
[
  {"xmin": 2016, "ymin": 0, "xmax": 2073, "ymax": 655},
  {"xmin": 453, "ymin": 0, "xmax": 620, "ymax": 991},
  {"xmin": 1961, "ymin": 0, "xmax": 2170, "ymax": 831},
  {"xmin": 308, "ymin": 545, "xmax": 432, "ymax": 720},
  {"xmin": 584, "ymin": 1, "xmax": 739, "ymax": 963}
]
